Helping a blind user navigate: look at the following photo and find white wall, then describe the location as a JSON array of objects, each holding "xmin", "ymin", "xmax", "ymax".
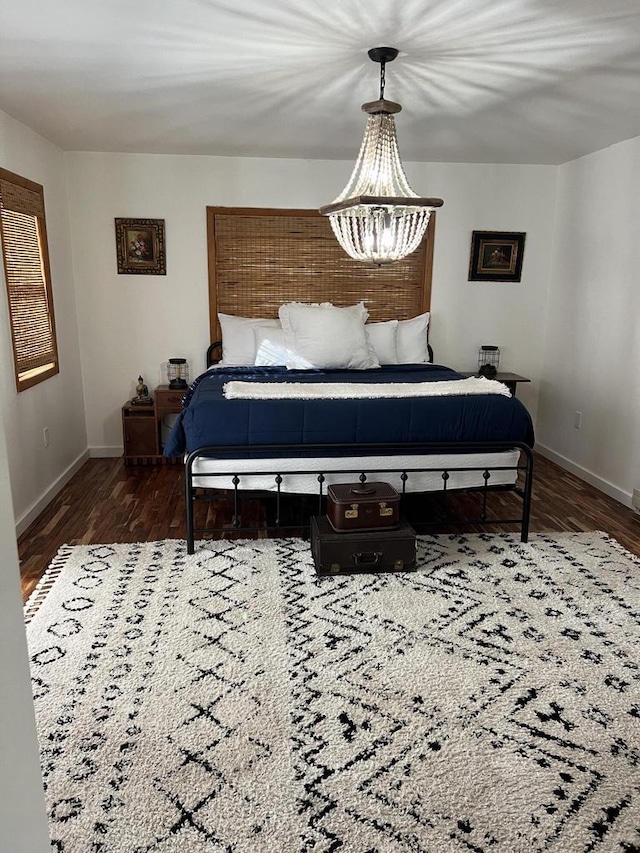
[
  {"xmin": 0, "ymin": 428, "xmax": 50, "ymax": 853},
  {"xmin": 66, "ymin": 152, "xmax": 557, "ymax": 452},
  {"xmin": 0, "ymin": 110, "xmax": 88, "ymax": 531},
  {"xmin": 0, "ymin": 333, "xmax": 50, "ymax": 851},
  {"xmin": 0, "ymin": 109, "xmax": 82, "ymax": 845},
  {"xmin": 536, "ymin": 136, "xmax": 640, "ymax": 504},
  {"xmin": 425, "ymin": 162, "xmax": 556, "ymax": 420}
]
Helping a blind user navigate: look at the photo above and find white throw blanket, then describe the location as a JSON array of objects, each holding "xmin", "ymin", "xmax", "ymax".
[{"xmin": 223, "ymin": 376, "xmax": 511, "ymax": 400}]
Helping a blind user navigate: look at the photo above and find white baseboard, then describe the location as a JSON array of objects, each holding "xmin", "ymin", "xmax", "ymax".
[
  {"xmin": 16, "ymin": 449, "xmax": 90, "ymax": 539},
  {"xmin": 535, "ymin": 444, "xmax": 633, "ymax": 508},
  {"xmin": 89, "ymin": 446, "xmax": 123, "ymax": 458}
]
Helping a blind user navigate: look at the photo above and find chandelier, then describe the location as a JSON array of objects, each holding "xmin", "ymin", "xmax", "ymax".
[{"xmin": 320, "ymin": 47, "xmax": 443, "ymax": 266}]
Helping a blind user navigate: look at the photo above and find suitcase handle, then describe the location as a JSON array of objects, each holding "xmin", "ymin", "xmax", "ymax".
[
  {"xmin": 353, "ymin": 551, "xmax": 383, "ymax": 565},
  {"xmin": 350, "ymin": 485, "xmax": 376, "ymax": 496}
]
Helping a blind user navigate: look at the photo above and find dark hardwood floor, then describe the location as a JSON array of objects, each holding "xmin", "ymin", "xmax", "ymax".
[{"xmin": 18, "ymin": 452, "xmax": 640, "ymax": 603}]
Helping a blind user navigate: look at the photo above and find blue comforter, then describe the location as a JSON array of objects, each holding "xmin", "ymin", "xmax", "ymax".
[{"xmin": 164, "ymin": 364, "xmax": 534, "ymax": 457}]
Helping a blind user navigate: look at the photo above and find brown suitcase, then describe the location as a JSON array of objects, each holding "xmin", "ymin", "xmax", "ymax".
[
  {"xmin": 326, "ymin": 481, "xmax": 400, "ymax": 532},
  {"xmin": 310, "ymin": 515, "xmax": 416, "ymax": 576}
]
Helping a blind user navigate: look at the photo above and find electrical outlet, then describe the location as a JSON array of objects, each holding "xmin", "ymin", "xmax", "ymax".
[
  {"xmin": 573, "ymin": 411, "xmax": 582, "ymax": 429},
  {"xmin": 43, "ymin": 427, "xmax": 50, "ymax": 447}
]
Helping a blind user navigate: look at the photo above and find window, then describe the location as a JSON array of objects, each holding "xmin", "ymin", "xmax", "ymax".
[{"xmin": 0, "ymin": 168, "xmax": 59, "ymax": 391}]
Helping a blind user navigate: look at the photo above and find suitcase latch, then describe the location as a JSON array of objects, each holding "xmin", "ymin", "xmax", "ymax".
[
  {"xmin": 379, "ymin": 501, "xmax": 393, "ymax": 517},
  {"xmin": 345, "ymin": 503, "xmax": 359, "ymax": 519}
]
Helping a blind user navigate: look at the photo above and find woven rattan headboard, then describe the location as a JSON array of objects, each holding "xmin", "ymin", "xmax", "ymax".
[{"xmin": 206, "ymin": 206, "xmax": 436, "ymax": 343}]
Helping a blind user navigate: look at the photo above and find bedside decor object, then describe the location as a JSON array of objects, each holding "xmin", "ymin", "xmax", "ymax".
[
  {"xmin": 319, "ymin": 47, "xmax": 443, "ymax": 266},
  {"xmin": 131, "ymin": 375, "xmax": 152, "ymax": 405},
  {"xmin": 167, "ymin": 358, "xmax": 189, "ymax": 389},
  {"xmin": 478, "ymin": 345, "xmax": 500, "ymax": 378},
  {"xmin": 115, "ymin": 218, "xmax": 166, "ymax": 275},
  {"xmin": 311, "ymin": 516, "xmax": 416, "ymax": 575},
  {"xmin": 468, "ymin": 231, "xmax": 526, "ymax": 282},
  {"xmin": 326, "ymin": 482, "xmax": 400, "ymax": 532}
]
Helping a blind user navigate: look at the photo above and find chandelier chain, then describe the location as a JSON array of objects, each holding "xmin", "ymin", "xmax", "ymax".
[{"xmin": 379, "ymin": 62, "xmax": 386, "ymax": 100}]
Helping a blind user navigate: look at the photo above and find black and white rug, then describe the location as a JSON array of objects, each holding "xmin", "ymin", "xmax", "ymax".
[{"xmin": 25, "ymin": 532, "xmax": 640, "ymax": 852}]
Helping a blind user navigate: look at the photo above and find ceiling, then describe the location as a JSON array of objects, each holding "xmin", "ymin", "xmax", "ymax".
[{"xmin": 2, "ymin": 0, "xmax": 640, "ymax": 165}]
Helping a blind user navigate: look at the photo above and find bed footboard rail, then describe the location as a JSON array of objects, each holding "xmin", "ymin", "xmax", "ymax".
[{"xmin": 184, "ymin": 441, "xmax": 534, "ymax": 554}]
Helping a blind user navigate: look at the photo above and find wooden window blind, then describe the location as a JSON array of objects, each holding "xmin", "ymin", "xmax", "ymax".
[{"xmin": 0, "ymin": 169, "xmax": 59, "ymax": 391}]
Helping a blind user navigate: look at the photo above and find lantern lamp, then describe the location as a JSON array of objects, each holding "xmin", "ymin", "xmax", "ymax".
[{"xmin": 167, "ymin": 358, "xmax": 189, "ymax": 389}]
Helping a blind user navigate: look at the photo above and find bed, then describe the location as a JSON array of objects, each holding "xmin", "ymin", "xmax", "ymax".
[{"xmin": 169, "ymin": 207, "xmax": 535, "ymax": 553}]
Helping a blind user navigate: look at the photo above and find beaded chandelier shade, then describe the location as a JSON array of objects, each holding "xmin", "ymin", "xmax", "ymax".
[{"xmin": 320, "ymin": 47, "xmax": 443, "ymax": 266}]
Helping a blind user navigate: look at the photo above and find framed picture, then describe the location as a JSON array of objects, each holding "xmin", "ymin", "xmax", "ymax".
[
  {"xmin": 468, "ymin": 231, "xmax": 526, "ymax": 282},
  {"xmin": 115, "ymin": 218, "xmax": 166, "ymax": 275}
]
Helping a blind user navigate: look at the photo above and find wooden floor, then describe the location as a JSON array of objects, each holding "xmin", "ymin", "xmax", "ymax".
[{"xmin": 18, "ymin": 452, "xmax": 640, "ymax": 603}]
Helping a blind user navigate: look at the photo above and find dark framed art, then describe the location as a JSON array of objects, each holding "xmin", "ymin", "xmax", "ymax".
[
  {"xmin": 468, "ymin": 231, "xmax": 526, "ymax": 282},
  {"xmin": 115, "ymin": 218, "xmax": 166, "ymax": 275}
]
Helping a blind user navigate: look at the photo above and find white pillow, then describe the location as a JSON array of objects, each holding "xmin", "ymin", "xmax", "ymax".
[
  {"xmin": 278, "ymin": 302, "xmax": 379, "ymax": 370},
  {"xmin": 253, "ymin": 327, "xmax": 308, "ymax": 367},
  {"xmin": 218, "ymin": 313, "xmax": 280, "ymax": 366},
  {"xmin": 396, "ymin": 311, "xmax": 431, "ymax": 363},
  {"xmin": 365, "ymin": 320, "xmax": 399, "ymax": 365}
]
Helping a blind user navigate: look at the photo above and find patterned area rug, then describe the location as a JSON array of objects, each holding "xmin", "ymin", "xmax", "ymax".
[{"xmin": 25, "ymin": 532, "xmax": 640, "ymax": 852}]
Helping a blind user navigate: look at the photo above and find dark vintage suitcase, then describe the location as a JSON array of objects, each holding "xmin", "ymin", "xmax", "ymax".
[
  {"xmin": 326, "ymin": 481, "xmax": 401, "ymax": 532},
  {"xmin": 310, "ymin": 515, "xmax": 416, "ymax": 576}
]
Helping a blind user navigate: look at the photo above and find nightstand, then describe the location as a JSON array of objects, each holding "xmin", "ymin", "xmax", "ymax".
[
  {"xmin": 458, "ymin": 371, "xmax": 531, "ymax": 397},
  {"xmin": 154, "ymin": 385, "xmax": 187, "ymax": 454},
  {"xmin": 122, "ymin": 386, "xmax": 186, "ymax": 465},
  {"xmin": 122, "ymin": 402, "xmax": 158, "ymax": 463}
]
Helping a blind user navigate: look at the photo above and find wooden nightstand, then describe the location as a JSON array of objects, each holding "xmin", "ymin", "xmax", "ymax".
[
  {"xmin": 154, "ymin": 385, "xmax": 187, "ymax": 455},
  {"xmin": 122, "ymin": 402, "xmax": 158, "ymax": 463},
  {"xmin": 122, "ymin": 385, "xmax": 186, "ymax": 465},
  {"xmin": 458, "ymin": 371, "xmax": 531, "ymax": 397}
]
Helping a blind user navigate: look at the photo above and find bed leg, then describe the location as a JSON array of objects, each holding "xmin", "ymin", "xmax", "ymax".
[
  {"xmin": 520, "ymin": 448, "xmax": 534, "ymax": 542},
  {"xmin": 185, "ymin": 459, "xmax": 195, "ymax": 554},
  {"xmin": 317, "ymin": 474, "xmax": 325, "ymax": 517},
  {"xmin": 275, "ymin": 474, "xmax": 283, "ymax": 527}
]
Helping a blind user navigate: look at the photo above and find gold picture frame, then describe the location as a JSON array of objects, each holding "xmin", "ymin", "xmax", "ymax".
[
  {"xmin": 468, "ymin": 231, "xmax": 525, "ymax": 282},
  {"xmin": 115, "ymin": 218, "xmax": 166, "ymax": 275}
]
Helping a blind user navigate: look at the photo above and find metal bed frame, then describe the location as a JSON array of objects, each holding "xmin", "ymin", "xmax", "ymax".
[{"xmin": 184, "ymin": 440, "xmax": 534, "ymax": 554}]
